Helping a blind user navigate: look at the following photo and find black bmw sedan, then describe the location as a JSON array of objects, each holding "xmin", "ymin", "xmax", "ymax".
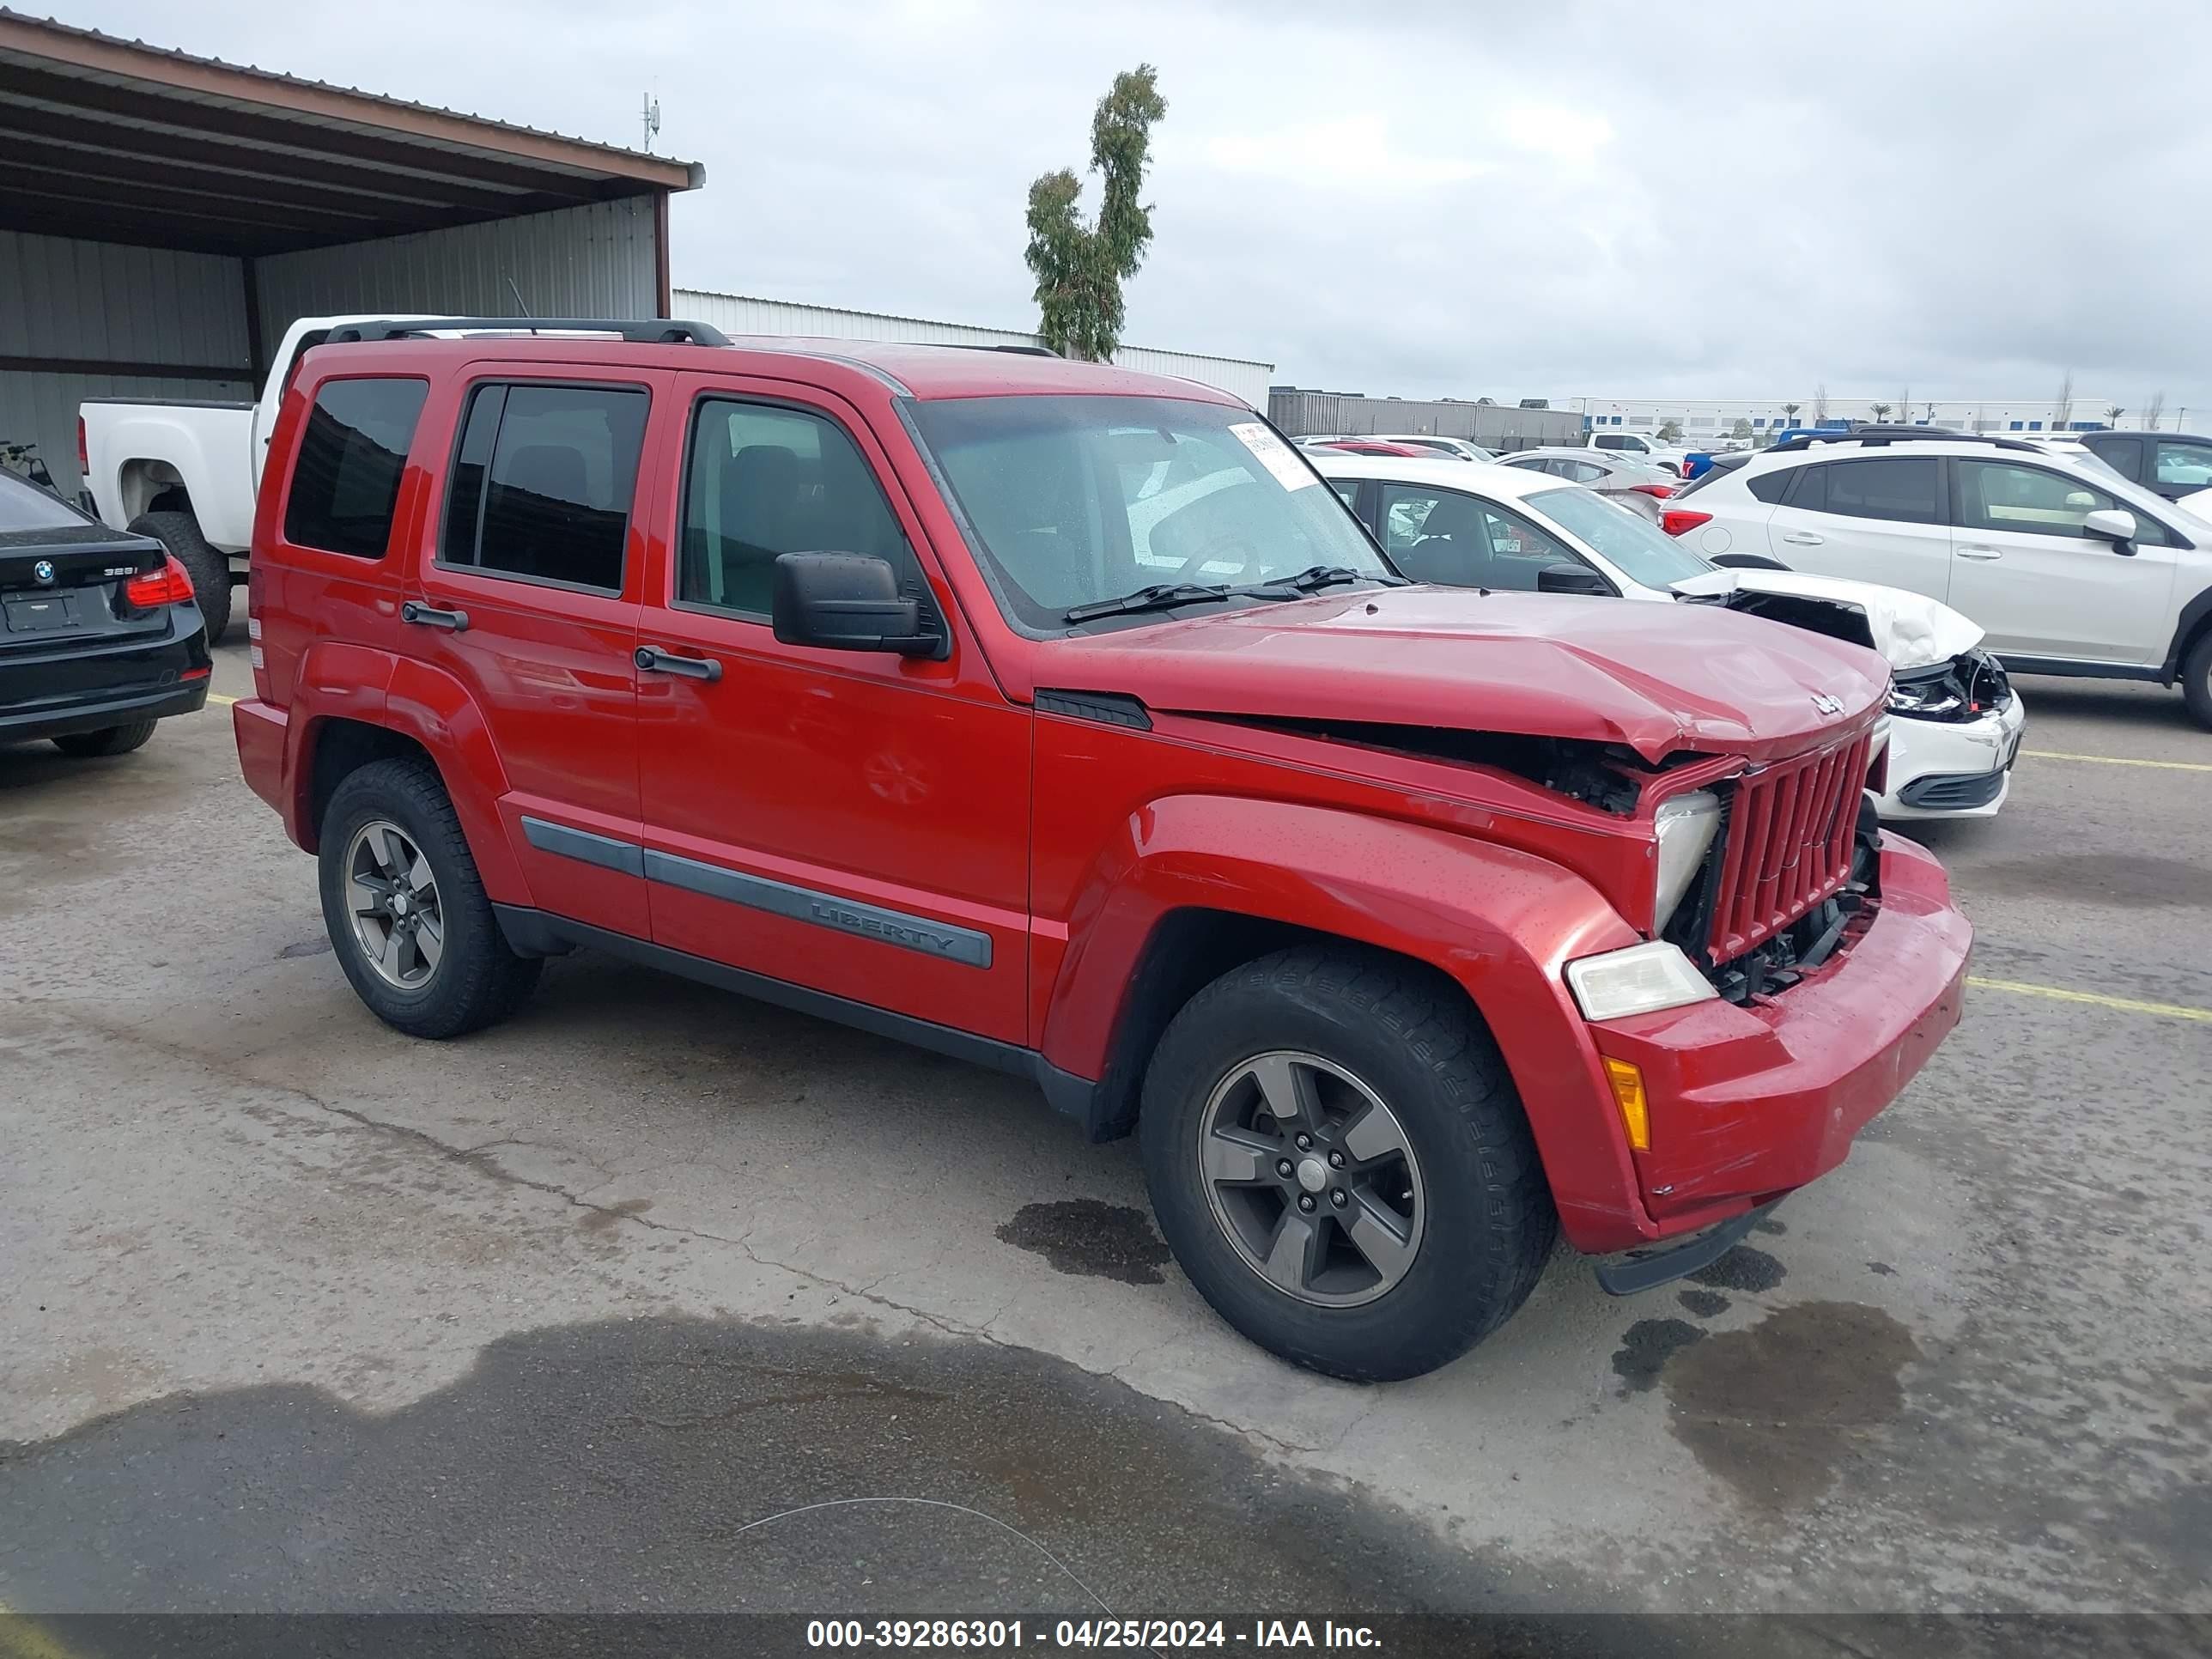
[{"xmin": 2, "ymin": 467, "xmax": 210, "ymax": 757}]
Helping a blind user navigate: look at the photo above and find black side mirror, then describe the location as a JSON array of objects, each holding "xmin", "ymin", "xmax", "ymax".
[
  {"xmin": 772, "ymin": 552, "xmax": 937, "ymax": 655},
  {"xmin": 1536, "ymin": 562, "xmax": 1613, "ymax": 597}
]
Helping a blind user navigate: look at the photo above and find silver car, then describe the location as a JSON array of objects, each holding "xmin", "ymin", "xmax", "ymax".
[{"xmin": 1496, "ymin": 447, "xmax": 1680, "ymax": 520}]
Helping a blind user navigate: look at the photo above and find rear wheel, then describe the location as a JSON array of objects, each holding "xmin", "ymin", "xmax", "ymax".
[
  {"xmin": 128, "ymin": 509, "xmax": 230, "ymax": 644},
  {"xmin": 2182, "ymin": 629, "xmax": 2212, "ymax": 732},
  {"xmin": 319, "ymin": 757, "xmax": 541, "ymax": 1038},
  {"xmin": 1139, "ymin": 945, "xmax": 1557, "ymax": 1381},
  {"xmin": 52, "ymin": 720, "xmax": 156, "ymax": 758}
]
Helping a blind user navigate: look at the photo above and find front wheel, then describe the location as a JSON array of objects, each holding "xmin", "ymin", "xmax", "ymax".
[
  {"xmin": 1139, "ymin": 946, "xmax": 1557, "ymax": 1382},
  {"xmin": 2182, "ymin": 629, "xmax": 2212, "ymax": 732},
  {"xmin": 319, "ymin": 757, "xmax": 541, "ymax": 1038}
]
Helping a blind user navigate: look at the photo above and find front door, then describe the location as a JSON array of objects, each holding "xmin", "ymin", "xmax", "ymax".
[
  {"xmin": 631, "ymin": 374, "xmax": 1032, "ymax": 1045},
  {"xmin": 404, "ymin": 368, "xmax": 663, "ymax": 939},
  {"xmin": 1948, "ymin": 457, "xmax": 2182, "ymax": 665}
]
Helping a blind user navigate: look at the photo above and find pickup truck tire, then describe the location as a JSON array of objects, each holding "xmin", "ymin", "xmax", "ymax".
[
  {"xmin": 318, "ymin": 757, "xmax": 542, "ymax": 1039},
  {"xmin": 52, "ymin": 720, "xmax": 157, "ymax": 757},
  {"xmin": 1139, "ymin": 945, "xmax": 1557, "ymax": 1382},
  {"xmin": 2182, "ymin": 629, "xmax": 2212, "ymax": 731},
  {"xmin": 128, "ymin": 510, "xmax": 230, "ymax": 645}
]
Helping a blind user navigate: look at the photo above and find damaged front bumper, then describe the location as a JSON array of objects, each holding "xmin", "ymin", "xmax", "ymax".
[{"xmin": 1579, "ymin": 834, "xmax": 1970, "ymax": 1257}]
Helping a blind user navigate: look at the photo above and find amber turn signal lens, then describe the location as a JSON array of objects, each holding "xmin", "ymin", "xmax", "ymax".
[{"xmin": 1603, "ymin": 1057, "xmax": 1650, "ymax": 1152}]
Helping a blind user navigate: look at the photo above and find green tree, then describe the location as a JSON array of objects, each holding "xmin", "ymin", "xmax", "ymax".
[
  {"xmin": 1656, "ymin": 420, "xmax": 1683, "ymax": 443},
  {"xmin": 1869, "ymin": 402, "xmax": 1891, "ymax": 422},
  {"xmin": 1730, "ymin": 416, "xmax": 1753, "ymax": 441},
  {"xmin": 1025, "ymin": 65, "xmax": 1169, "ymax": 362}
]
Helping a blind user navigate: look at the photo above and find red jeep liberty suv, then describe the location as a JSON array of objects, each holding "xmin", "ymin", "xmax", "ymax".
[{"xmin": 234, "ymin": 319, "xmax": 1971, "ymax": 1381}]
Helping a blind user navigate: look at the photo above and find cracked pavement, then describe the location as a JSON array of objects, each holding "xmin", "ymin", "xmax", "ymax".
[{"xmin": 2, "ymin": 647, "xmax": 2208, "ymax": 1620}]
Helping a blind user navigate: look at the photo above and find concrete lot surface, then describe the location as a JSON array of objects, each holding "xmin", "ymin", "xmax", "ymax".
[{"xmin": 3, "ymin": 647, "xmax": 2208, "ymax": 1629}]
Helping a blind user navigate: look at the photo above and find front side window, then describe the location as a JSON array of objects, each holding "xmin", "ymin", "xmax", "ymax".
[
  {"xmin": 1801, "ymin": 457, "xmax": 1941, "ymax": 524},
  {"xmin": 907, "ymin": 395, "xmax": 1389, "ymax": 631},
  {"xmin": 283, "ymin": 377, "xmax": 428, "ymax": 558},
  {"xmin": 1955, "ymin": 460, "xmax": 2170, "ymax": 544},
  {"xmin": 1374, "ymin": 483, "xmax": 1578, "ymax": 589},
  {"xmin": 2155, "ymin": 440, "xmax": 2212, "ymax": 489},
  {"xmin": 441, "ymin": 383, "xmax": 647, "ymax": 592},
  {"xmin": 680, "ymin": 399, "xmax": 916, "ymax": 617}
]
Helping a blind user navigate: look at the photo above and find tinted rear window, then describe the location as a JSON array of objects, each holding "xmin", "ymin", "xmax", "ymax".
[
  {"xmin": 283, "ymin": 378, "xmax": 428, "ymax": 558},
  {"xmin": 1747, "ymin": 466, "xmax": 1794, "ymax": 504},
  {"xmin": 1802, "ymin": 457, "xmax": 1940, "ymax": 524},
  {"xmin": 0, "ymin": 469, "xmax": 86, "ymax": 532},
  {"xmin": 441, "ymin": 383, "xmax": 648, "ymax": 592}
]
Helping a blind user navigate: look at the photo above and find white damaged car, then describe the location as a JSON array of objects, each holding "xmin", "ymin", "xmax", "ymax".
[{"xmin": 1314, "ymin": 454, "xmax": 2026, "ymax": 819}]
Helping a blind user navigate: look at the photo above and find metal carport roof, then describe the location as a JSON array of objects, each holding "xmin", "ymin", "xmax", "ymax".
[{"xmin": 0, "ymin": 9, "xmax": 702, "ymax": 256}]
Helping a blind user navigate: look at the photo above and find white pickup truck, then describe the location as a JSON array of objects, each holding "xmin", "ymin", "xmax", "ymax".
[
  {"xmin": 1584, "ymin": 429, "xmax": 1690, "ymax": 477},
  {"xmin": 81, "ymin": 313, "xmax": 438, "ymax": 641}
]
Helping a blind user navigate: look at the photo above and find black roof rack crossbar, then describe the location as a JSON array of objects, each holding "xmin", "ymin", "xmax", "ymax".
[
  {"xmin": 323, "ymin": 318, "xmax": 731, "ymax": 346},
  {"xmin": 1770, "ymin": 426, "xmax": 2043, "ymax": 455}
]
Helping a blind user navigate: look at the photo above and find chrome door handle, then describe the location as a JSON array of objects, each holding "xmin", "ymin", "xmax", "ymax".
[
  {"xmin": 400, "ymin": 600, "xmax": 470, "ymax": 632},
  {"xmin": 1956, "ymin": 546, "xmax": 2003, "ymax": 561},
  {"xmin": 1781, "ymin": 532, "xmax": 1825, "ymax": 545},
  {"xmin": 635, "ymin": 645, "xmax": 723, "ymax": 682}
]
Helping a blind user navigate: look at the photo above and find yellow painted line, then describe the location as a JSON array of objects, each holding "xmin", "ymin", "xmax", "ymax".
[
  {"xmin": 0, "ymin": 1601, "xmax": 82, "ymax": 1659},
  {"xmin": 1969, "ymin": 976, "xmax": 2212, "ymax": 1024},
  {"xmin": 204, "ymin": 691, "xmax": 234, "ymax": 707},
  {"xmin": 2021, "ymin": 748, "xmax": 2212, "ymax": 773}
]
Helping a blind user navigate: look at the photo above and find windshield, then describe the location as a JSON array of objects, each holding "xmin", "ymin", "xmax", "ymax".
[
  {"xmin": 1522, "ymin": 485, "xmax": 1712, "ymax": 588},
  {"xmin": 907, "ymin": 395, "xmax": 1391, "ymax": 630}
]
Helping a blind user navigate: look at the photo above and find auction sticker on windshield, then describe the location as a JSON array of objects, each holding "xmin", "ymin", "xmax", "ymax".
[{"xmin": 1231, "ymin": 422, "xmax": 1317, "ymax": 490}]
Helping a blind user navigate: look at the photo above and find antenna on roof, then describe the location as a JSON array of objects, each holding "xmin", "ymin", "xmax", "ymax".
[
  {"xmin": 505, "ymin": 276, "xmax": 532, "ymax": 319},
  {"xmin": 641, "ymin": 93, "xmax": 661, "ymax": 154}
]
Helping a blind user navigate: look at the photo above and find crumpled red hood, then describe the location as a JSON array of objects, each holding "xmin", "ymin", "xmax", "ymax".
[{"xmin": 1032, "ymin": 586, "xmax": 1888, "ymax": 763}]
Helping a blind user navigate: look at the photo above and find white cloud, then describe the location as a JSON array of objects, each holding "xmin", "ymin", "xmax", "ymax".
[
  {"xmin": 1495, "ymin": 104, "xmax": 1616, "ymax": 167},
  {"xmin": 1205, "ymin": 113, "xmax": 1491, "ymax": 190}
]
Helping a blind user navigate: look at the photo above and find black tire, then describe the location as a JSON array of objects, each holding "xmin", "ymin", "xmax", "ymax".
[
  {"xmin": 2183, "ymin": 629, "xmax": 2212, "ymax": 732},
  {"xmin": 128, "ymin": 508, "xmax": 231, "ymax": 645},
  {"xmin": 318, "ymin": 756, "xmax": 541, "ymax": 1039},
  {"xmin": 1139, "ymin": 945, "xmax": 1557, "ymax": 1382},
  {"xmin": 52, "ymin": 720, "xmax": 158, "ymax": 758}
]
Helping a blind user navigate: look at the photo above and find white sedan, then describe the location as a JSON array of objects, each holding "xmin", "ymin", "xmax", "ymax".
[{"xmin": 1314, "ymin": 454, "xmax": 2027, "ymax": 820}]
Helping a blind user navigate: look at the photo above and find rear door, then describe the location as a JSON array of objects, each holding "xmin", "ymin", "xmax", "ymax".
[
  {"xmin": 1947, "ymin": 457, "xmax": 2181, "ymax": 664},
  {"xmin": 405, "ymin": 368, "xmax": 664, "ymax": 939},
  {"xmin": 629, "ymin": 373, "xmax": 1032, "ymax": 1045},
  {"xmin": 1763, "ymin": 455, "xmax": 1954, "ymax": 599}
]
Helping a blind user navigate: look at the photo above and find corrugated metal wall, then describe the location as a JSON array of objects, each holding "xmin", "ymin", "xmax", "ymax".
[
  {"xmin": 675, "ymin": 287, "xmax": 1276, "ymax": 409},
  {"xmin": 0, "ymin": 229, "xmax": 253, "ymax": 497},
  {"xmin": 1267, "ymin": 390, "xmax": 1583, "ymax": 452},
  {"xmin": 258, "ymin": 198, "xmax": 658, "ymax": 335}
]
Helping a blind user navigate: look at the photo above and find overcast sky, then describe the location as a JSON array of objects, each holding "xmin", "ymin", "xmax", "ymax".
[{"xmin": 66, "ymin": 1, "xmax": 2212, "ymax": 411}]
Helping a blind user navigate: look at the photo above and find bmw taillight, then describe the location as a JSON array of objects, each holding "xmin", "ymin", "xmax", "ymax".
[
  {"xmin": 123, "ymin": 554, "xmax": 195, "ymax": 609},
  {"xmin": 1659, "ymin": 509, "xmax": 1711, "ymax": 538}
]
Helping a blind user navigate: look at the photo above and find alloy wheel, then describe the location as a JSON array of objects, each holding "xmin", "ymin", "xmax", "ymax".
[
  {"xmin": 345, "ymin": 819, "xmax": 445, "ymax": 990},
  {"xmin": 1196, "ymin": 1049, "xmax": 1425, "ymax": 1307}
]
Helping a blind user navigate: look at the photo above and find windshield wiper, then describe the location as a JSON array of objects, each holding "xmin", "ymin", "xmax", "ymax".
[
  {"xmin": 1271, "ymin": 563, "xmax": 1407, "ymax": 592},
  {"xmin": 1063, "ymin": 582, "xmax": 1233, "ymax": 623}
]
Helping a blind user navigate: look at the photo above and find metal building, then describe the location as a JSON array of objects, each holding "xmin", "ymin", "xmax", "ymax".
[
  {"xmin": 676, "ymin": 288, "xmax": 1276, "ymax": 410},
  {"xmin": 0, "ymin": 11, "xmax": 702, "ymax": 497},
  {"xmin": 1267, "ymin": 388, "xmax": 1583, "ymax": 452}
]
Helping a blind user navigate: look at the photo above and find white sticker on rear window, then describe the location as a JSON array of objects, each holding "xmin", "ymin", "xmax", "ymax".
[{"xmin": 1230, "ymin": 422, "xmax": 1317, "ymax": 491}]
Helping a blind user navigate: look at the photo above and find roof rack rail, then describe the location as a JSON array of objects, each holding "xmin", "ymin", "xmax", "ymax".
[
  {"xmin": 323, "ymin": 317, "xmax": 731, "ymax": 346},
  {"xmin": 1769, "ymin": 425, "xmax": 2042, "ymax": 455},
  {"xmin": 907, "ymin": 343, "xmax": 1060, "ymax": 357}
]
